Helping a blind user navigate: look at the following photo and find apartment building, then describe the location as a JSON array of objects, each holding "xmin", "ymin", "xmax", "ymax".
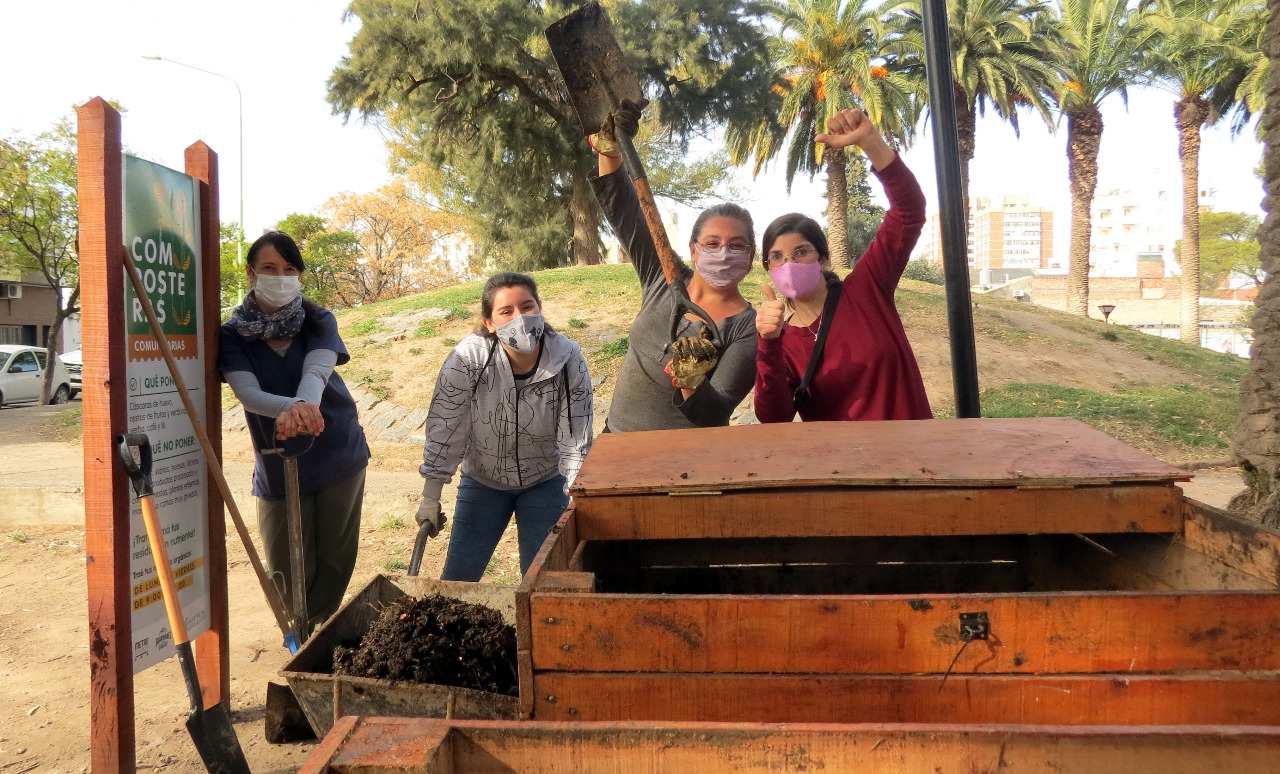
[
  {"xmin": 916, "ymin": 196, "xmax": 1054, "ymax": 279},
  {"xmin": 1090, "ymin": 178, "xmax": 1216, "ymax": 277}
]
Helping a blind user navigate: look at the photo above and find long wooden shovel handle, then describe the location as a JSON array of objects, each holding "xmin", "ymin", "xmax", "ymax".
[
  {"xmin": 615, "ymin": 133, "xmax": 725, "ymax": 350},
  {"xmin": 616, "ymin": 133, "xmax": 681, "ymax": 285},
  {"xmin": 139, "ymin": 492, "xmax": 190, "ymax": 646},
  {"xmin": 121, "ymin": 247, "xmax": 295, "ymax": 639}
]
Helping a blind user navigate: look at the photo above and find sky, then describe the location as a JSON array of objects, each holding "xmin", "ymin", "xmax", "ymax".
[{"xmin": 2, "ymin": 1, "xmax": 1265, "ymax": 264}]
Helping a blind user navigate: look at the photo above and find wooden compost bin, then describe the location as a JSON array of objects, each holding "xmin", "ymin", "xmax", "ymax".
[
  {"xmin": 281, "ymin": 575, "xmax": 519, "ymax": 736},
  {"xmin": 299, "ymin": 717, "xmax": 1280, "ymax": 773},
  {"xmin": 515, "ymin": 417, "xmax": 1280, "ymax": 727}
]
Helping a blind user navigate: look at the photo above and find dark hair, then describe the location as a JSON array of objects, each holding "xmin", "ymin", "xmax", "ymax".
[
  {"xmin": 247, "ymin": 230, "xmax": 306, "ymax": 272},
  {"xmin": 761, "ymin": 213, "xmax": 829, "ymax": 269},
  {"xmin": 691, "ymin": 203, "xmax": 755, "ymax": 247},
  {"xmin": 245, "ymin": 230, "xmax": 322, "ymax": 327},
  {"xmin": 477, "ymin": 272, "xmax": 547, "ymax": 338}
]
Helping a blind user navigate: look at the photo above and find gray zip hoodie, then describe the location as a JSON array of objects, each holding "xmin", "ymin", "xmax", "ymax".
[{"xmin": 419, "ymin": 330, "xmax": 594, "ymax": 498}]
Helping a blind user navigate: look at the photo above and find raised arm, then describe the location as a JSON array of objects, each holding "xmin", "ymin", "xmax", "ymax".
[{"xmin": 817, "ymin": 109, "xmax": 925, "ymax": 295}]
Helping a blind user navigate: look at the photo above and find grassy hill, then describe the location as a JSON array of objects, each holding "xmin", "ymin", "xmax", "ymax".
[{"xmin": 302, "ymin": 263, "xmax": 1247, "ymax": 468}]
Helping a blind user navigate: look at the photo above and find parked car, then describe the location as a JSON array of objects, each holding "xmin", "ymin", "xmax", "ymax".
[
  {"xmin": 0, "ymin": 345, "xmax": 73, "ymax": 407},
  {"xmin": 61, "ymin": 348, "xmax": 82, "ymax": 398}
]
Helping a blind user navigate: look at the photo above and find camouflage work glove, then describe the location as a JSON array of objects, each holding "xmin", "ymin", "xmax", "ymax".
[
  {"xmin": 666, "ymin": 326, "xmax": 720, "ymax": 390},
  {"xmin": 589, "ymin": 98, "xmax": 648, "ymax": 156}
]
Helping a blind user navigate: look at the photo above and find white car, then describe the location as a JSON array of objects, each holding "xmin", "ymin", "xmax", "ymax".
[
  {"xmin": 61, "ymin": 348, "xmax": 82, "ymax": 398},
  {"xmin": 0, "ymin": 345, "xmax": 73, "ymax": 407}
]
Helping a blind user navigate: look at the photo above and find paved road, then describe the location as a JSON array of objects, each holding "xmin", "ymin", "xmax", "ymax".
[{"xmin": 0, "ymin": 398, "xmax": 81, "ymax": 445}]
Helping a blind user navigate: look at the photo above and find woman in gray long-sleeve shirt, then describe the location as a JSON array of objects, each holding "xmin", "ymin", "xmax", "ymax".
[{"xmin": 590, "ymin": 125, "xmax": 758, "ymax": 432}]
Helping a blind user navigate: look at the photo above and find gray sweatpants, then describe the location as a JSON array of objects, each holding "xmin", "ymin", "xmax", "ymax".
[{"xmin": 256, "ymin": 466, "xmax": 365, "ymax": 634}]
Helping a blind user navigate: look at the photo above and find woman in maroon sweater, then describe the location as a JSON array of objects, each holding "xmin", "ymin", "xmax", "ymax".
[{"xmin": 754, "ymin": 109, "xmax": 932, "ymax": 423}]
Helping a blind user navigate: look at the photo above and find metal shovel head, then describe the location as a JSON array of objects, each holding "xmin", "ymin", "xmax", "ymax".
[
  {"xmin": 545, "ymin": 1, "xmax": 644, "ymax": 137},
  {"xmin": 186, "ymin": 702, "xmax": 252, "ymax": 774}
]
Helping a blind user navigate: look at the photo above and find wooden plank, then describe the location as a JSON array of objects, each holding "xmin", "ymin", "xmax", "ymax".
[
  {"xmin": 516, "ymin": 506, "xmax": 576, "ymax": 719},
  {"xmin": 574, "ymin": 484, "xmax": 1184, "ymax": 540},
  {"xmin": 1184, "ymin": 499, "xmax": 1280, "ymax": 587},
  {"xmin": 530, "ymin": 673, "xmax": 1280, "ymax": 726},
  {"xmin": 1076, "ymin": 533, "xmax": 1275, "ymax": 592},
  {"xmin": 530, "ymin": 591, "xmax": 1280, "ymax": 674},
  {"xmin": 298, "ymin": 717, "xmax": 1280, "ymax": 773},
  {"xmin": 534, "ymin": 571, "xmax": 596, "ymax": 593},
  {"xmin": 184, "ymin": 141, "xmax": 229, "ymax": 710},
  {"xmin": 571, "ymin": 418, "xmax": 1190, "ymax": 497},
  {"xmin": 78, "ymin": 97, "xmax": 135, "ymax": 774}
]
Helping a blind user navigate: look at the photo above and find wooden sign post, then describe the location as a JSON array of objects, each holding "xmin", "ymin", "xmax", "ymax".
[{"xmin": 79, "ymin": 97, "xmax": 230, "ymax": 773}]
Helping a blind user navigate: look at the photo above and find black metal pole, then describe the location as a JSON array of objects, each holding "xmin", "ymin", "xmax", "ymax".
[{"xmin": 920, "ymin": 0, "xmax": 981, "ymax": 417}]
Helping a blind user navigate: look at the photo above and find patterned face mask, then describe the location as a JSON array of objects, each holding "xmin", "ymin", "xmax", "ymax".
[{"xmin": 494, "ymin": 313, "xmax": 544, "ymax": 355}]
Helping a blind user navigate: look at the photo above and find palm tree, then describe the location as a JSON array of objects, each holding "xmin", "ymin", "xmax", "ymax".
[
  {"xmin": 727, "ymin": 0, "xmax": 920, "ymax": 270},
  {"xmin": 1216, "ymin": 2, "xmax": 1268, "ymax": 136},
  {"xmin": 893, "ymin": 0, "xmax": 1061, "ymax": 223},
  {"xmin": 1147, "ymin": 0, "xmax": 1259, "ymax": 344},
  {"xmin": 1053, "ymin": 0, "xmax": 1156, "ymax": 317}
]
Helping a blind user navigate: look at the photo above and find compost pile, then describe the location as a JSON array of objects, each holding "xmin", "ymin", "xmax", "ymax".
[{"xmin": 331, "ymin": 594, "xmax": 519, "ymax": 696}]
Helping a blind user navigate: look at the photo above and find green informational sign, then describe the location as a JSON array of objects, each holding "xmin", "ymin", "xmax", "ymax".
[{"xmin": 122, "ymin": 155, "xmax": 210, "ymax": 674}]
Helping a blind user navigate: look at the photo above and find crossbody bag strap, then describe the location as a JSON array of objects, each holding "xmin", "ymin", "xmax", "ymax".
[{"xmin": 793, "ymin": 282, "xmax": 842, "ymax": 410}]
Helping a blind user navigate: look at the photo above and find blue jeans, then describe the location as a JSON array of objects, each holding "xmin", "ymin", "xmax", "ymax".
[{"xmin": 440, "ymin": 474, "xmax": 569, "ymax": 581}]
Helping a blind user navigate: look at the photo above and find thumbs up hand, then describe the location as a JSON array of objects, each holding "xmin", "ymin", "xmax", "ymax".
[{"xmin": 756, "ymin": 284, "xmax": 787, "ymax": 340}]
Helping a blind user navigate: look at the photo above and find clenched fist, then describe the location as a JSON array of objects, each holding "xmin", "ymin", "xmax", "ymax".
[
  {"xmin": 666, "ymin": 326, "xmax": 719, "ymax": 389},
  {"xmin": 756, "ymin": 284, "xmax": 787, "ymax": 340},
  {"xmin": 815, "ymin": 108, "xmax": 895, "ymax": 170}
]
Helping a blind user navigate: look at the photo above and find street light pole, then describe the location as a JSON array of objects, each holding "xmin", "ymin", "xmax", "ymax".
[{"xmin": 143, "ymin": 55, "xmax": 245, "ymax": 301}]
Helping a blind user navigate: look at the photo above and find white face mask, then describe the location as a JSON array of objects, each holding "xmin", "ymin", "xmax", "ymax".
[
  {"xmin": 493, "ymin": 313, "xmax": 544, "ymax": 355},
  {"xmin": 253, "ymin": 274, "xmax": 302, "ymax": 308}
]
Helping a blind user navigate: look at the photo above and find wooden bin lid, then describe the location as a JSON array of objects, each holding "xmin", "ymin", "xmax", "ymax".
[{"xmin": 571, "ymin": 417, "xmax": 1190, "ymax": 497}]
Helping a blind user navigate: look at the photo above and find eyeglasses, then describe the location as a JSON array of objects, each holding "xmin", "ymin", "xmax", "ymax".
[
  {"xmin": 766, "ymin": 244, "xmax": 819, "ymax": 267},
  {"xmin": 697, "ymin": 239, "xmax": 753, "ymax": 254}
]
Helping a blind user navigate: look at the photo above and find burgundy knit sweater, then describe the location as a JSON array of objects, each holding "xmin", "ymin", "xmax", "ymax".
[{"xmin": 754, "ymin": 153, "xmax": 933, "ymax": 423}]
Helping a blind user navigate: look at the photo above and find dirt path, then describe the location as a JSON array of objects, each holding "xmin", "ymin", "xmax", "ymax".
[{"xmin": 0, "ymin": 403, "xmax": 521, "ymax": 772}]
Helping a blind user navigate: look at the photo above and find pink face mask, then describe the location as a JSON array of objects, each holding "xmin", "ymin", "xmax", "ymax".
[{"xmin": 769, "ymin": 260, "xmax": 823, "ymax": 298}]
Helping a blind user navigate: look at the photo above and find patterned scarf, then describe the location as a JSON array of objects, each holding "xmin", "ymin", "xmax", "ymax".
[{"xmin": 228, "ymin": 292, "xmax": 306, "ymax": 342}]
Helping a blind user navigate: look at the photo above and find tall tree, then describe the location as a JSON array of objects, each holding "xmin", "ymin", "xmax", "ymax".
[
  {"xmin": 1053, "ymin": 0, "xmax": 1155, "ymax": 316},
  {"xmin": 319, "ymin": 180, "xmax": 473, "ymax": 305},
  {"xmin": 1231, "ymin": 0, "xmax": 1280, "ymax": 526},
  {"xmin": 328, "ymin": 0, "xmax": 774, "ymax": 269},
  {"xmin": 894, "ymin": 0, "xmax": 1060, "ymax": 224},
  {"xmin": 274, "ymin": 213, "xmax": 361, "ymax": 309},
  {"xmin": 1147, "ymin": 0, "xmax": 1259, "ymax": 344},
  {"xmin": 1177, "ymin": 211, "xmax": 1263, "ymax": 290},
  {"xmin": 0, "ymin": 118, "xmax": 79, "ymax": 404},
  {"xmin": 728, "ymin": 0, "xmax": 920, "ymax": 270}
]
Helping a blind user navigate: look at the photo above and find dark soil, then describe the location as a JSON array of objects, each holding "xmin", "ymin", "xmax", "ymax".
[{"xmin": 331, "ymin": 594, "xmax": 519, "ymax": 696}]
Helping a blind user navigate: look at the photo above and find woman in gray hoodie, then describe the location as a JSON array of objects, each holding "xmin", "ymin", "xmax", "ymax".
[{"xmin": 416, "ymin": 272, "xmax": 594, "ymax": 580}]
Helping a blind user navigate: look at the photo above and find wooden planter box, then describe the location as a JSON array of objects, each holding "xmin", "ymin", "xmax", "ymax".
[
  {"xmin": 515, "ymin": 418, "xmax": 1280, "ymax": 727},
  {"xmin": 300, "ymin": 717, "xmax": 1280, "ymax": 773}
]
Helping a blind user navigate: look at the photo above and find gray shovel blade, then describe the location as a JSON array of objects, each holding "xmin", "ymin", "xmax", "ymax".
[
  {"xmin": 186, "ymin": 704, "xmax": 252, "ymax": 774},
  {"xmin": 545, "ymin": 1, "xmax": 645, "ymax": 137}
]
